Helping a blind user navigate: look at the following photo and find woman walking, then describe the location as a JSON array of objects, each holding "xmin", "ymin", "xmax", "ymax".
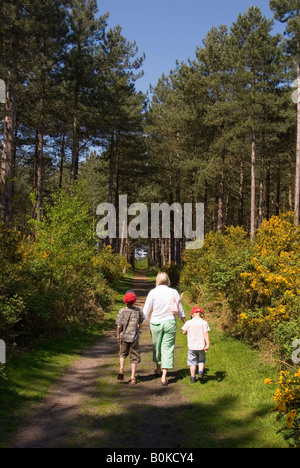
[{"xmin": 143, "ymin": 272, "xmax": 186, "ymax": 386}]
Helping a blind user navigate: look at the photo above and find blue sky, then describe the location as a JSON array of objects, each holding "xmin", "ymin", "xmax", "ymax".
[{"xmin": 97, "ymin": 1, "xmax": 285, "ymax": 94}]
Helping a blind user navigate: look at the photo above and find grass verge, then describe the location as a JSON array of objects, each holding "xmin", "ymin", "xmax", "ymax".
[
  {"xmin": 175, "ymin": 300, "xmax": 290, "ymax": 448},
  {"xmin": 0, "ymin": 270, "xmax": 135, "ymax": 448}
]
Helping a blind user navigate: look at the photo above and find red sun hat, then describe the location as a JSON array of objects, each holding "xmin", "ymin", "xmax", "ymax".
[
  {"xmin": 124, "ymin": 291, "xmax": 136, "ymax": 305},
  {"xmin": 191, "ymin": 306, "xmax": 204, "ymax": 316}
]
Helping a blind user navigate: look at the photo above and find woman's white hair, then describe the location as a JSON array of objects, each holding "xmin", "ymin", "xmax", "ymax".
[{"xmin": 156, "ymin": 272, "xmax": 171, "ymax": 287}]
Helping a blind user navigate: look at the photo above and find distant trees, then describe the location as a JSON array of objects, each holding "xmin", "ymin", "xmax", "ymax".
[
  {"xmin": 0, "ymin": 0, "xmax": 23, "ymax": 226},
  {"xmin": 230, "ymin": 7, "xmax": 287, "ymax": 239},
  {"xmin": 270, "ymin": 0, "xmax": 300, "ymax": 225},
  {"xmin": 145, "ymin": 5, "xmax": 296, "ymax": 257},
  {"xmin": 0, "ymin": 3, "xmax": 299, "ymax": 266},
  {"xmin": 0, "ymin": 1, "xmax": 146, "ymax": 234}
]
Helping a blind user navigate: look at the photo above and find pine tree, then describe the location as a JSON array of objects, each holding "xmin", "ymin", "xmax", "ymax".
[
  {"xmin": 99, "ymin": 25, "xmax": 145, "ymax": 249},
  {"xmin": 0, "ymin": 0, "xmax": 22, "ymax": 225},
  {"xmin": 195, "ymin": 25, "xmax": 234, "ymax": 232},
  {"xmin": 230, "ymin": 6, "xmax": 284, "ymax": 239},
  {"xmin": 64, "ymin": 0, "xmax": 107, "ymax": 183},
  {"xmin": 270, "ymin": 0, "xmax": 300, "ymax": 225},
  {"xmin": 22, "ymin": 0, "xmax": 69, "ymax": 220},
  {"xmin": 146, "ymin": 70, "xmax": 195, "ymax": 263}
]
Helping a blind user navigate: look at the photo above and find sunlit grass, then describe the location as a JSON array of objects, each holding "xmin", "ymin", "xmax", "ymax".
[
  {"xmin": 0, "ymin": 271, "xmax": 135, "ymax": 447},
  {"xmin": 0, "ymin": 269, "xmax": 291, "ymax": 448},
  {"xmin": 175, "ymin": 300, "xmax": 289, "ymax": 448}
]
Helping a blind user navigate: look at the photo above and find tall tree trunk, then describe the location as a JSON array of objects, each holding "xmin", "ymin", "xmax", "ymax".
[
  {"xmin": 156, "ymin": 237, "xmax": 162, "ymax": 269},
  {"xmin": 162, "ymin": 238, "xmax": 168, "ymax": 267},
  {"xmin": 114, "ymin": 129, "xmax": 120, "ymax": 207},
  {"xmin": 288, "ymin": 150, "xmax": 293, "ymax": 211},
  {"xmin": 108, "ymin": 129, "xmax": 120, "ymax": 250},
  {"xmin": 217, "ymin": 147, "xmax": 225, "ymax": 232},
  {"xmin": 113, "ymin": 129, "xmax": 120, "ymax": 251},
  {"xmin": 36, "ymin": 77, "xmax": 45, "ymax": 221},
  {"xmin": 276, "ymin": 160, "xmax": 281, "ymax": 216},
  {"xmin": 204, "ymin": 181, "xmax": 208, "ymax": 234},
  {"xmin": 71, "ymin": 82, "xmax": 79, "ymax": 183},
  {"xmin": 214, "ymin": 195, "xmax": 218, "ymax": 232},
  {"xmin": 266, "ymin": 159, "xmax": 271, "ymax": 221},
  {"xmin": 224, "ymin": 193, "xmax": 229, "ymax": 226},
  {"xmin": 175, "ymin": 168, "xmax": 181, "ymax": 265},
  {"xmin": 175, "ymin": 132, "xmax": 181, "ymax": 265},
  {"xmin": 238, "ymin": 160, "xmax": 244, "ymax": 227},
  {"xmin": 0, "ymin": 1, "xmax": 19, "ymax": 226},
  {"xmin": 0, "ymin": 80, "xmax": 17, "ymax": 226},
  {"xmin": 168, "ymin": 167, "xmax": 175, "ymax": 264},
  {"xmin": 259, "ymin": 142, "xmax": 265, "ymax": 228},
  {"xmin": 108, "ymin": 131, "xmax": 115, "ymax": 247},
  {"xmin": 127, "ymin": 237, "xmax": 135, "ymax": 268},
  {"xmin": 251, "ymin": 129, "xmax": 256, "ymax": 241},
  {"xmin": 108, "ymin": 131, "xmax": 115, "ymax": 205},
  {"xmin": 59, "ymin": 134, "xmax": 65, "ymax": 190},
  {"xmin": 295, "ymin": 61, "xmax": 300, "ymax": 226}
]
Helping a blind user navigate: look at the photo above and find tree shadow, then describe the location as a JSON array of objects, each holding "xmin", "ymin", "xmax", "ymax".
[
  {"xmin": 7, "ymin": 359, "xmax": 282, "ymax": 449},
  {"xmin": 167, "ymin": 367, "xmax": 227, "ymax": 385},
  {"xmin": 66, "ymin": 394, "xmax": 276, "ymax": 449}
]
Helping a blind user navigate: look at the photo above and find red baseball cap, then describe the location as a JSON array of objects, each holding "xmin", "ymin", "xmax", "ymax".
[
  {"xmin": 191, "ymin": 306, "xmax": 204, "ymax": 316},
  {"xmin": 124, "ymin": 291, "xmax": 136, "ymax": 305}
]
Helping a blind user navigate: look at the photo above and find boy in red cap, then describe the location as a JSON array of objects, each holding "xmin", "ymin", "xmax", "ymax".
[
  {"xmin": 182, "ymin": 306, "xmax": 210, "ymax": 383},
  {"xmin": 115, "ymin": 290, "xmax": 144, "ymax": 384}
]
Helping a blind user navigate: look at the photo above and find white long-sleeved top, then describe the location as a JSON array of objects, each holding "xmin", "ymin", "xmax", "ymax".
[{"xmin": 143, "ymin": 285, "xmax": 185, "ymax": 323}]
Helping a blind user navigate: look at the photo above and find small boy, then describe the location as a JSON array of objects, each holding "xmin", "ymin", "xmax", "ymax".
[
  {"xmin": 115, "ymin": 290, "xmax": 144, "ymax": 385},
  {"xmin": 182, "ymin": 306, "xmax": 210, "ymax": 383}
]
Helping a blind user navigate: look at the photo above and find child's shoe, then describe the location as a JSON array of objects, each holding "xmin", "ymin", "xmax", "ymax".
[
  {"xmin": 190, "ymin": 376, "xmax": 196, "ymax": 383},
  {"xmin": 198, "ymin": 371, "xmax": 204, "ymax": 381}
]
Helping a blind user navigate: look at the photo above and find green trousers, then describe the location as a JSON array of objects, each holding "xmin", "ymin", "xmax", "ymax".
[{"xmin": 150, "ymin": 320, "xmax": 177, "ymax": 370}]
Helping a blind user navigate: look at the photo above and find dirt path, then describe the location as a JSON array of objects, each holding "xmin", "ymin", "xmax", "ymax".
[{"xmin": 10, "ymin": 271, "xmax": 188, "ymax": 448}]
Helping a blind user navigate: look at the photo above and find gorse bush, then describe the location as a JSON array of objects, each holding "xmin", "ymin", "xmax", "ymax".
[
  {"xmin": 0, "ymin": 184, "xmax": 130, "ymax": 344},
  {"xmin": 180, "ymin": 213, "xmax": 300, "ymax": 359},
  {"xmin": 181, "ymin": 226, "xmax": 253, "ymax": 306},
  {"xmin": 92, "ymin": 245, "xmax": 130, "ymax": 286},
  {"xmin": 238, "ymin": 213, "xmax": 300, "ymax": 354},
  {"xmin": 266, "ymin": 369, "xmax": 300, "ymax": 448},
  {"xmin": 181, "ymin": 213, "xmax": 300, "ymax": 447}
]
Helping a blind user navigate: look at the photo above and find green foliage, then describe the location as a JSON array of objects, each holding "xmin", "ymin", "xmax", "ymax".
[
  {"xmin": 0, "ymin": 225, "xmax": 25, "ymax": 342},
  {"xmin": 0, "ymin": 364, "xmax": 8, "ymax": 392},
  {"xmin": 180, "ymin": 214, "xmax": 300, "ymax": 360},
  {"xmin": 181, "ymin": 226, "xmax": 252, "ymax": 304},
  {"xmin": 266, "ymin": 368, "xmax": 300, "ymax": 449},
  {"xmin": 92, "ymin": 245, "xmax": 130, "ymax": 286},
  {"xmin": 161, "ymin": 263, "xmax": 182, "ymax": 288},
  {"xmin": 0, "ymin": 185, "xmax": 129, "ymax": 345},
  {"xmin": 0, "ymin": 224, "xmax": 22, "ymax": 280},
  {"xmin": 0, "ymin": 296, "xmax": 25, "ymax": 342},
  {"xmin": 273, "ymin": 316, "xmax": 300, "ymax": 358},
  {"xmin": 270, "ymin": 0, "xmax": 300, "ymax": 51}
]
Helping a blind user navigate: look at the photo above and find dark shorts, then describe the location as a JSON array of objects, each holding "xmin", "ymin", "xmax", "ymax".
[{"xmin": 120, "ymin": 339, "xmax": 141, "ymax": 364}]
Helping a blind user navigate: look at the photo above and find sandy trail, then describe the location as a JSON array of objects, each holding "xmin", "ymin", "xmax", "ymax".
[{"xmin": 10, "ymin": 271, "xmax": 188, "ymax": 448}]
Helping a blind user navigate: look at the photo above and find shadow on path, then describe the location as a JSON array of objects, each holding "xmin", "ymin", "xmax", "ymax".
[{"xmin": 8, "ymin": 270, "xmax": 272, "ymax": 449}]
